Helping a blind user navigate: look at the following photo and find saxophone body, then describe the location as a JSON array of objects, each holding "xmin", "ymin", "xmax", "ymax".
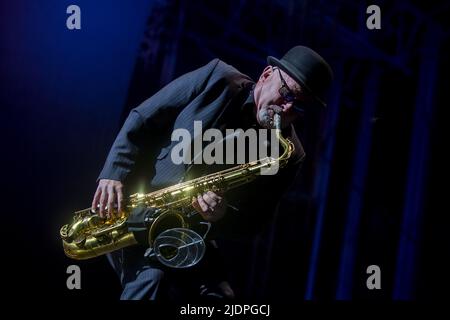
[{"xmin": 60, "ymin": 114, "xmax": 294, "ymax": 264}]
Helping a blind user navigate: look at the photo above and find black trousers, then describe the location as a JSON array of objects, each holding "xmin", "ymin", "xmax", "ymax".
[{"xmin": 107, "ymin": 241, "xmax": 229, "ymax": 300}]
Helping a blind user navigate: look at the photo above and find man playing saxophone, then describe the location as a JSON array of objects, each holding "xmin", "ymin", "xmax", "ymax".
[{"xmin": 90, "ymin": 46, "xmax": 333, "ymax": 300}]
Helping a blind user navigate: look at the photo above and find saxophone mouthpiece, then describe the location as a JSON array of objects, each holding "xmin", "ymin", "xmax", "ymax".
[
  {"xmin": 265, "ymin": 105, "xmax": 282, "ymax": 129},
  {"xmin": 273, "ymin": 113, "xmax": 281, "ymax": 130}
]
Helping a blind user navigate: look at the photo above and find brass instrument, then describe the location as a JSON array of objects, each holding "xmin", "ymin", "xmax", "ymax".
[{"xmin": 60, "ymin": 114, "xmax": 294, "ymax": 268}]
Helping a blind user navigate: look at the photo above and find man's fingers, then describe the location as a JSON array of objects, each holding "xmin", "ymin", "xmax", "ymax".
[
  {"xmin": 192, "ymin": 191, "xmax": 226, "ymax": 222},
  {"xmin": 99, "ymin": 187, "xmax": 107, "ymax": 217},
  {"xmin": 202, "ymin": 193, "xmax": 217, "ymax": 209},
  {"xmin": 117, "ymin": 188, "xmax": 123, "ymax": 213},
  {"xmin": 211, "ymin": 190, "xmax": 224, "ymax": 198},
  {"xmin": 107, "ymin": 185, "xmax": 115, "ymax": 217},
  {"xmin": 207, "ymin": 191, "xmax": 222, "ymax": 204},
  {"xmin": 191, "ymin": 192, "xmax": 227, "ymax": 222},
  {"xmin": 93, "ymin": 180, "xmax": 124, "ymax": 218},
  {"xmin": 192, "ymin": 197, "xmax": 200, "ymax": 212},
  {"xmin": 91, "ymin": 186, "xmax": 101, "ymax": 212},
  {"xmin": 197, "ymin": 194, "xmax": 209, "ymax": 212}
]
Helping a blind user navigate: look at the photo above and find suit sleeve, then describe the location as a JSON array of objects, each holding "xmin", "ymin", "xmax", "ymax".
[{"xmin": 97, "ymin": 59, "xmax": 220, "ymax": 183}]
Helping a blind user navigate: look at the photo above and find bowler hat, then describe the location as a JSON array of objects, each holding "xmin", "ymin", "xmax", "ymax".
[{"xmin": 267, "ymin": 46, "xmax": 333, "ymax": 107}]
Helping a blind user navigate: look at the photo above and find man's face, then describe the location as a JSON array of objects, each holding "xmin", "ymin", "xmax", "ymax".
[{"xmin": 254, "ymin": 66, "xmax": 307, "ymax": 129}]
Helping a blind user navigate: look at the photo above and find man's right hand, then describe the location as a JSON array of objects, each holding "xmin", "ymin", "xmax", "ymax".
[{"xmin": 91, "ymin": 179, "xmax": 123, "ymax": 218}]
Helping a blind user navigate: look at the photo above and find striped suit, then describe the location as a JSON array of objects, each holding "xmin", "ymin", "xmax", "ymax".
[{"xmin": 99, "ymin": 59, "xmax": 305, "ymax": 300}]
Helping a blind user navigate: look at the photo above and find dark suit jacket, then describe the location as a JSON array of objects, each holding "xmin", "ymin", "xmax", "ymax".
[{"xmin": 98, "ymin": 59, "xmax": 305, "ymax": 238}]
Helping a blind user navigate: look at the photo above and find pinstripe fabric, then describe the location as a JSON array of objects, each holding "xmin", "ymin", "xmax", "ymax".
[
  {"xmin": 100, "ymin": 59, "xmax": 254, "ymax": 300},
  {"xmin": 98, "ymin": 59, "xmax": 254, "ymax": 187},
  {"xmin": 107, "ymin": 241, "xmax": 229, "ymax": 300}
]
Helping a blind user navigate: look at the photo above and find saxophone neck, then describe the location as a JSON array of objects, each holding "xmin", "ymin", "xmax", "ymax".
[
  {"xmin": 273, "ymin": 113, "xmax": 294, "ymax": 164},
  {"xmin": 273, "ymin": 113, "xmax": 282, "ymax": 131}
]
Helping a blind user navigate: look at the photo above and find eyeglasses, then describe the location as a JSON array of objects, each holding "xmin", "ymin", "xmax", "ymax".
[{"xmin": 275, "ymin": 67, "xmax": 306, "ymax": 113}]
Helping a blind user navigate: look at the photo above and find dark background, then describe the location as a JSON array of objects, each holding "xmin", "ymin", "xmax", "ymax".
[{"xmin": 1, "ymin": 0, "xmax": 448, "ymax": 302}]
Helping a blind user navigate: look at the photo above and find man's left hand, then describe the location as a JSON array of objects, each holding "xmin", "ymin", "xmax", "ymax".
[{"xmin": 192, "ymin": 191, "xmax": 226, "ymax": 222}]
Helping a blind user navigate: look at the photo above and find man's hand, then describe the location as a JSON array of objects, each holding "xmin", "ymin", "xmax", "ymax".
[
  {"xmin": 91, "ymin": 179, "xmax": 123, "ymax": 218},
  {"xmin": 192, "ymin": 191, "xmax": 226, "ymax": 222}
]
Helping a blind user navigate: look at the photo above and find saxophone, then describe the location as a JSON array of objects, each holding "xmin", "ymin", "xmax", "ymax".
[{"xmin": 60, "ymin": 114, "xmax": 294, "ymax": 268}]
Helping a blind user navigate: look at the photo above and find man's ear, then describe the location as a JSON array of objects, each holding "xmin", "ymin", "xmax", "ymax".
[{"xmin": 258, "ymin": 65, "xmax": 274, "ymax": 82}]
